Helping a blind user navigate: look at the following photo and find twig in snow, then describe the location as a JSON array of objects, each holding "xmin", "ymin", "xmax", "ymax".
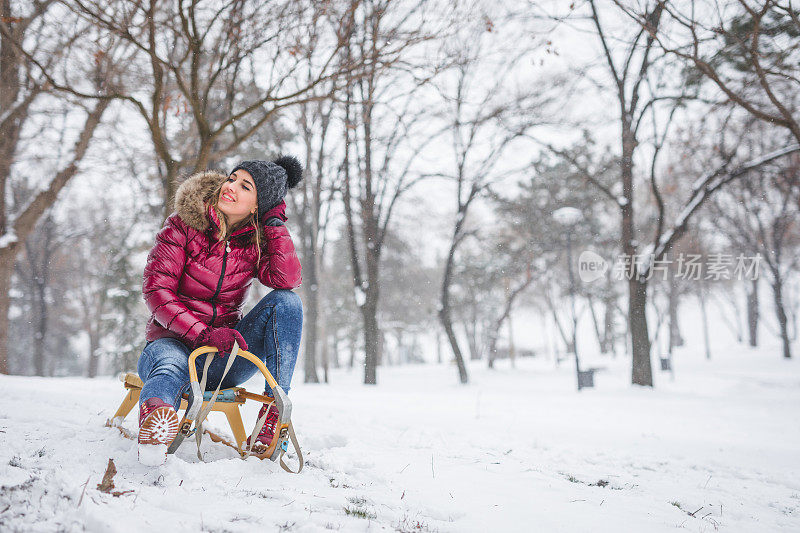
[
  {"xmin": 688, "ymin": 506, "xmax": 704, "ymax": 517},
  {"xmin": 97, "ymin": 459, "xmax": 117, "ymax": 493},
  {"xmin": 398, "ymin": 463, "xmax": 410, "ymax": 473},
  {"xmin": 77, "ymin": 476, "xmax": 90, "ymax": 507},
  {"xmin": 704, "ymin": 475, "xmax": 712, "ymax": 488},
  {"xmin": 431, "ymin": 454, "xmax": 435, "ymax": 479},
  {"xmin": 97, "ymin": 458, "xmax": 134, "ymax": 497}
]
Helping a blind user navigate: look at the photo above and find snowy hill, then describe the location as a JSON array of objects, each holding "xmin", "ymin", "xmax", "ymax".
[{"xmin": 1, "ymin": 342, "xmax": 799, "ymax": 532}]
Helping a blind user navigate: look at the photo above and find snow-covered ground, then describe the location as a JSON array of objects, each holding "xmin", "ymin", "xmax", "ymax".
[{"xmin": 1, "ymin": 340, "xmax": 799, "ymax": 532}]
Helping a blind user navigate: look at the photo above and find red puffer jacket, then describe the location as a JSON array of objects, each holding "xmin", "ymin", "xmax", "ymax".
[{"xmin": 142, "ymin": 170, "xmax": 302, "ymax": 346}]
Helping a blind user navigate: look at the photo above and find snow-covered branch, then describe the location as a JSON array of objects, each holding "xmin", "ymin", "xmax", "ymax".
[{"xmin": 641, "ymin": 143, "xmax": 800, "ymax": 278}]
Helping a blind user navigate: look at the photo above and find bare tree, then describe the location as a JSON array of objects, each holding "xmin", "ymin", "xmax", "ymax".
[
  {"xmin": 34, "ymin": 0, "xmax": 365, "ymax": 216},
  {"xmin": 571, "ymin": 0, "xmax": 674, "ymax": 386},
  {"xmin": 549, "ymin": 0, "xmax": 800, "ymax": 386},
  {"xmin": 9, "ymin": 210, "xmax": 84, "ymax": 376},
  {"xmin": 0, "ymin": 1, "xmax": 113, "ymax": 373},
  {"xmin": 489, "ymin": 152, "xmax": 618, "ymax": 368},
  {"xmin": 320, "ymin": 230, "xmax": 362, "ymax": 375},
  {"xmin": 377, "ymin": 227, "xmax": 439, "ymax": 365},
  {"xmin": 286, "ymin": 14, "xmax": 344, "ymax": 381},
  {"xmin": 68, "ymin": 196, "xmax": 143, "ymax": 376},
  {"xmin": 707, "ymin": 146, "xmax": 800, "ymax": 358},
  {"xmin": 746, "ymin": 277, "xmax": 760, "ymax": 347},
  {"xmin": 13, "ymin": 213, "xmax": 59, "ymax": 376},
  {"xmin": 292, "ymin": 97, "xmax": 338, "ymax": 383},
  {"xmin": 340, "ymin": 0, "xmax": 452, "ymax": 384},
  {"xmin": 614, "ymin": 0, "xmax": 800, "ymax": 143},
  {"xmin": 432, "ymin": 16, "xmax": 559, "ymax": 383}
]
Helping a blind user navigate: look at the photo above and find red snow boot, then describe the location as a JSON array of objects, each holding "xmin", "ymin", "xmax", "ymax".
[
  {"xmin": 246, "ymin": 401, "xmax": 280, "ymax": 451},
  {"xmin": 138, "ymin": 398, "xmax": 179, "ymax": 465}
]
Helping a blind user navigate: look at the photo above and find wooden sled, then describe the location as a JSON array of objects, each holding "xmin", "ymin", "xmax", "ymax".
[{"xmin": 106, "ymin": 345, "xmax": 303, "ymax": 472}]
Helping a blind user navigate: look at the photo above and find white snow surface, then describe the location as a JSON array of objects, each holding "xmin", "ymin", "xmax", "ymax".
[{"xmin": 1, "ymin": 342, "xmax": 799, "ymax": 532}]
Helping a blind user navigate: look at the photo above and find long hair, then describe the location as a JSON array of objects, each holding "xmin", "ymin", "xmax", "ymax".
[{"xmin": 207, "ymin": 181, "xmax": 263, "ymax": 266}]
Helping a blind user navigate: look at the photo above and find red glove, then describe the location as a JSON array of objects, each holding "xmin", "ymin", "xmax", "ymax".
[{"xmin": 194, "ymin": 327, "xmax": 248, "ymax": 356}]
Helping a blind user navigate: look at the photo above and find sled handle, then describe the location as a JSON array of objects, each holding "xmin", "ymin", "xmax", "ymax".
[
  {"xmin": 188, "ymin": 346, "xmax": 279, "ymax": 391},
  {"xmin": 187, "ymin": 345, "xmax": 293, "ymax": 464}
]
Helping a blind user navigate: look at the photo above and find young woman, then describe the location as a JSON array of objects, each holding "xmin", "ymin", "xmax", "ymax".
[{"xmin": 137, "ymin": 156, "xmax": 303, "ymax": 464}]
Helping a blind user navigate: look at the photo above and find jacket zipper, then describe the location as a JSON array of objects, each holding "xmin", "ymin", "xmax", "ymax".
[{"xmin": 209, "ymin": 239, "xmax": 231, "ymax": 325}]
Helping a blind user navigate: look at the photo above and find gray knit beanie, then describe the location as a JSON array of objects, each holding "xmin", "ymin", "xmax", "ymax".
[{"xmin": 230, "ymin": 155, "xmax": 303, "ymax": 219}]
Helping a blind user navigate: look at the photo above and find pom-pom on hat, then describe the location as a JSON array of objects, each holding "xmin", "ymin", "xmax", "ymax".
[{"xmin": 230, "ymin": 155, "xmax": 303, "ymax": 219}]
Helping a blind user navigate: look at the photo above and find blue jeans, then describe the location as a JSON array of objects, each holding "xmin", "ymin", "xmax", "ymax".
[{"xmin": 137, "ymin": 289, "xmax": 303, "ymax": 411}]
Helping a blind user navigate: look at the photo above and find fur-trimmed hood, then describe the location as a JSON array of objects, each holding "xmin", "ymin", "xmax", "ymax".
[
  {"xmin": 172, "ymin": 169, "xmax": 289, "ymax": 246},
  {"xmin": 174, "ymin": 170, "xmax": 228, "ymax": 233}
]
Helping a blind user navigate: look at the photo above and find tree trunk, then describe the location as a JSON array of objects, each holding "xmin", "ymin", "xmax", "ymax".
[
  {"xmin": 377, "ymin": 328, "xmax": 386, "ymax": 366},
  {"xmin": 667, "ymin": 269, "xmax": 684, "ymax": 353},
  {"xmin": 465, "ymin": 320, "xmax": 480, "ymax": 361},
  {"xmin": 440, "ymin": 307, "xmax": 469, "ymax": 383},
  {"xmin": 348, "ymin": 330, "xmax": 357, "ymax": 369},
  {"xmin": 621, "ymin": 114, "xmax": 653, "ymax": 386},
  {"xmin": 771, "ymin": 276, "xmax": 792, "ymax": 359},
  {"xmin": 588, "ymin": 295, "xmax": 606, "ymax": 354},
  {"xmin": 508, "ymin": 314, "xmax": 516, "ymax": 368},
  {"xmin": 394, "ymin": 329, "xmax": 404, "ymax": 365},
  {"xmin": 32, "ymin": 277, "xmax": 46, "ymax": 376},
  {"xmin": 602, "ymin": 285, "xmax": 617, "ymax": 356},
  {"xmin": 319, "ymin": 313, "xmax": 329, "ymax": 383},
  {"xmin": 298, "ymin": 105, "xmax": 325, "ymax": 384},
  {"xmin": 0, "ymin": 1, "xmax": 38, "ymax": 374},
  {"xmin": 0, "ymin": 0, "xmax": 27, "ymax": 238},
  {"xmin": 699, "ymin": 281, "xmax": 711, "ymax": 360},
  {"xmin": 629, "ymin": 277, "xmax": 653, "ymax": 385},
  {"xmin": 330, "ymin": 330, "xmax": 340, "ymax": 370},
  {"xmin": 303, "ymin": 278, "xmax": 320, "ymax": 383},
  {"xmin": 87, "ymin": 329, "xmax": 100, "ymax": 378},
  {"xmin": 362, "ymin": 297, "xmax": 379, "ymax": 384},
  {"xmin": 439, "ymin": 225, "xmax": 469, "ymax": 384},
  {"xmin": 487, "ymin": 327, "xmax": 499, "ymax": 369},
  {"xmin": 436, "ymin": 327, "xmax": 442, "ymax": 364},
  {"xmin": 0, "ymin": 100, "xmax": 108, "ymax": 374},
  {"xmin": 747, "ymin": 278, "xmax": 759, "ymax": 347},
  {"xmin": 0, "ymin": 258, "xmax": 11, "ymax": 374}
]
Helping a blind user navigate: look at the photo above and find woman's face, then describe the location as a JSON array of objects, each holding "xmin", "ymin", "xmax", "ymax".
[{"xmin": 217, "ymin": 169, "xmax": 258, "ymax": 225}]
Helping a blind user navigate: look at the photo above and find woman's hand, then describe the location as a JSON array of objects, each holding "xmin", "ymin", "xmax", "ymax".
[
  {"xmin": 194, "ymin": 327, "xmax": 248, "ymax": 356},
  {"xmin": 262, "ymin": 200, "xmax": 287, "ymax": 224}
]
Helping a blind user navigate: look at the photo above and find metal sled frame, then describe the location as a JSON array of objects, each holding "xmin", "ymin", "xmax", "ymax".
[{"xmin": 107, "ymin": 345, "xmax": 302, "ymax": 471}]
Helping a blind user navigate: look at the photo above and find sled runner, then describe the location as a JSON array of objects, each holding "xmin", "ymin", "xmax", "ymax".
[{"xmin": 106, "ymin": 342, "xmax": 303, "ymax": 473}]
